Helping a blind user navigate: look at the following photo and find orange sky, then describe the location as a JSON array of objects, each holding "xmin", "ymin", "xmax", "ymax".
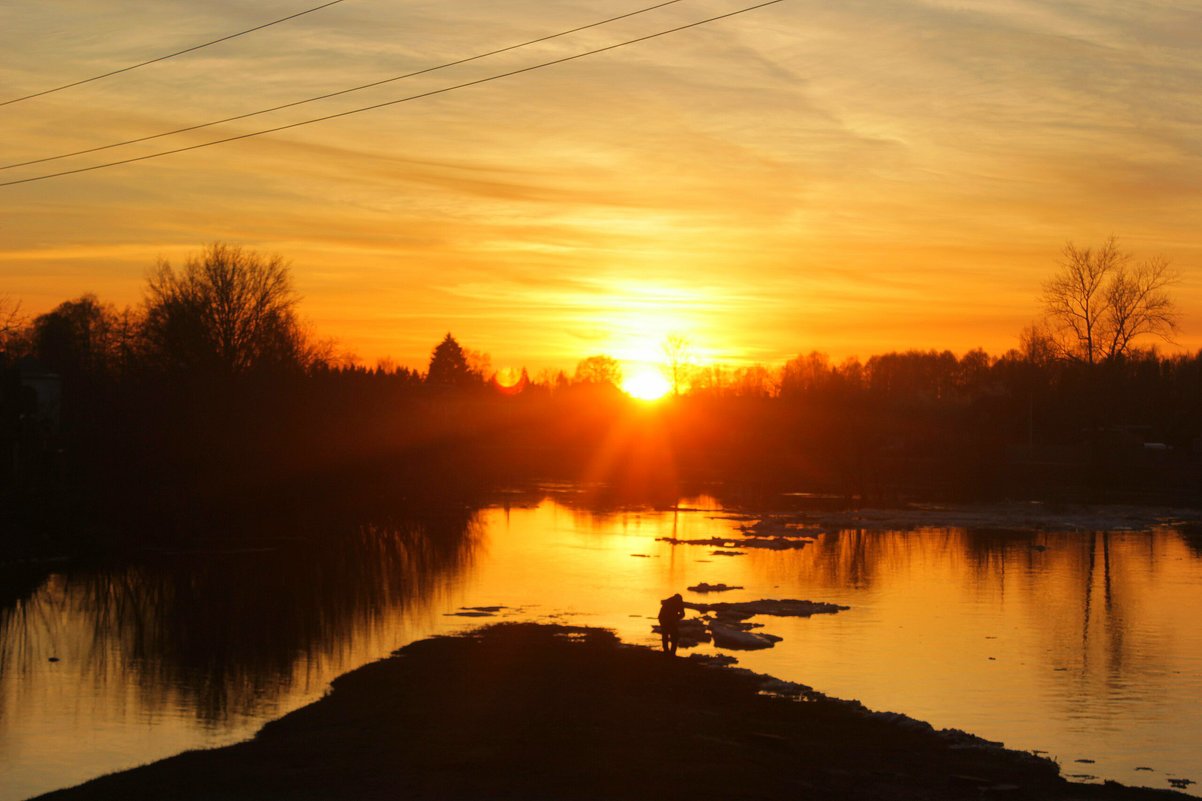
[{"xmin": 2, "ymin": 0, "xmax": 1200, "ymax": 373}]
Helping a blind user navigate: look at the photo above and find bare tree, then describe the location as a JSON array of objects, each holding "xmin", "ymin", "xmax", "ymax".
[
  {"xmin": 573, "ymin": 354, "xmax": 622, "ymax": 386},
  {"xmin": 31, "ymin": 294, "xmax": 124, "ymax": 377},
  {"xmin": 730, "ymin": 363, "xmax": 778, "ymax": 398},
  {"xmin": 464, "ymin": 347, "xmax": 492, "ymax": 380},
  {"xmin": 662, "ymin": 334, "xmax": 693, "ymax": 397},
  {"xmin": 1104, "ymin": 254, "xmax": 1178, "ymax": 358},
  {"xmin": 0, "ymin": 295, "xmax": 21, "ymax": 331},
  {"xmin": 1041, "ymin": 238, "xmax": 1179, "ymax": 364},
  {"xmin": 0, "ymin": 295, "xmax": 24, "ymax": 357},
  {"xmin": 143, "ymin": 243, "xmax": 310, "ymax": 375},
  {"xmin": 780, "ymin": 351, "xmax": 831, "ymax": 396},
  {"xmin": 1018, "ymin": 323, "xmax": 1057, "ymax": 368},
  {"xmin": 689, "ymin": 363, "xmax": 730, "ymax": 396}
]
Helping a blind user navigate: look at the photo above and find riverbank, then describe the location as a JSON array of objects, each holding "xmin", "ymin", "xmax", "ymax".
[{"xmin": 33, "ymin": 623, "xmax": 1187, "ymax": 801}]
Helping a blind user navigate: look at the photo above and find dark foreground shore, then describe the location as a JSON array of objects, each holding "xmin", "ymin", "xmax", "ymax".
[{"xmin": 35, "ymin": 623, "xmax": 1187, "ymax": 801}]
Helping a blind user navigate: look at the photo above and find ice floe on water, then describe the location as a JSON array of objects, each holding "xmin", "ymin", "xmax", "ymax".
[
  {"xmin": 687, "ymin": 653, "xmax": 739, "ymax": 668},
  {"xmin": 653, "ymin": 598, "xmax": 850, "ymax": 652},
  {"xmin": 658, "ymin": 534, "xmax": 813, "ymax": 551},
  {"xmin": 444, "ymin": 605, "xmax": 512, "ymax": 618},
  {"xmin": 773, "ymin": 502, "xmax": 1202, "ymax": 534},
  {"xmin": 686, "ymin": 582, "xmax": 743, "ymax": 593},
  {"xmin": 685, "ymin": 598, "xmax": 850, "ymax": 619},
  {"xmin": 663, "ymin": 505, "xmax": 1201, "ymax": 577},
  {"xmin": 709, "ymin": 622, "xmax": 782, "ymax": 650}
]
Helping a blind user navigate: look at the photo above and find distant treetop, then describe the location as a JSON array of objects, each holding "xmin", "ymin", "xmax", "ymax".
[{"xmin": 426, "ymin": 333, "xmax": 475, "ymax": 388}]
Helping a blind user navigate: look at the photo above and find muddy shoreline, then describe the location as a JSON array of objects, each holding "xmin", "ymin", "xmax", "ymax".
[{"xmin": 32, "ymin": 623, "xmax": 1188, "ymax": 801}]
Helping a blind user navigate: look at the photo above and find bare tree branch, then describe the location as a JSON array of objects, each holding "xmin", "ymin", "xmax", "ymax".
[
  {"xmin": 1041, "ymin": 238, "xmax": 1179, "ymax": 364},
  {"xmin": 143, "ymin": 243, "xmax": 308, "ymax": 375},
  {"xmin": 662, "ymin": 334, "xmax": 693, "ymax": 397}
]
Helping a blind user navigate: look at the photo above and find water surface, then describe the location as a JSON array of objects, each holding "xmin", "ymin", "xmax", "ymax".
[{"xmin": 2, "ymin": 494, "xmax": 1200, "ymax": 799}]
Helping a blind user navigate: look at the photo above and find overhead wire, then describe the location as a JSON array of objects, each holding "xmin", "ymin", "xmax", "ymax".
[
  {"xmin": 0, "ymin": 0, "xmax": 784, "ymax": 189},
  {"xmin": 2, "ymin": 0, "xmax": 690, "ymax": 171},
  {"xmin": 0, "ymin": 0, "xmax": 348, "ymax": 107}
]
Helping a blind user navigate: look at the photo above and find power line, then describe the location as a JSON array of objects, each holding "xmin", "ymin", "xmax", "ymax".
[
  {"xmin": 0, "ymin": 0, "xmax": 784, "ymax": 189},
  {"xmin": 2, "ymin": 0, "xmax": 689, "ymax": 171},
  {"xmin": 0, "ymin": 0, "xmax": 348, "ymax": 107}
]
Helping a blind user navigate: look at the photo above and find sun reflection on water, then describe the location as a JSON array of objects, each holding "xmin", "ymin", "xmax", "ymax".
[{"xmin": 2, "ymin": 497, "xmax": 1201, "ymax": 799}]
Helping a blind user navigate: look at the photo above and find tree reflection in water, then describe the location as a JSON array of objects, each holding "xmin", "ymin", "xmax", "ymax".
[
  {"xmin": 0, "ymin": 506, "xmax": 482, "ymax": 725},
  {"xmin": 771, "ymin": 523, "xmax": 1199, "ymax": 700}
]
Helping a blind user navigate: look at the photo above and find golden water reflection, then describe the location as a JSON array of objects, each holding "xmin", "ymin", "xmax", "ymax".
[
  {"xmin": 2, "ymin": 497, "xmax": 1200, "ymax": 799},
  {"xmin": 659, "ymin": 524, "xmax": 1202, "ymax": 792},
  {"xmin": 441, "ymin": 504, "xmax": 1202, "ymax": 793}
]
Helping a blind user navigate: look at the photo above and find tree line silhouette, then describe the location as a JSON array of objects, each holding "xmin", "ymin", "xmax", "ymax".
[{"xmin": 2, "ymin": 242, "xmax": 1198, "ymax": 552}]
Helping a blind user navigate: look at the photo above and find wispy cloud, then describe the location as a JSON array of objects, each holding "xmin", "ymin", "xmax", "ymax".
[{"xmin": 2, "ymin": 0, "xmax": 1199, "ymax": 366}]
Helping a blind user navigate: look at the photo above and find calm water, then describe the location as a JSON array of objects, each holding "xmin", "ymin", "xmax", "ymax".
[{"xmin": 3, "ymin": 493, "xmax": 1201, "ymax": 799}]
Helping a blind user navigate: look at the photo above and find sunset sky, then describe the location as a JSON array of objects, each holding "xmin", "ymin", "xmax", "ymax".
[{"xmin": 3, "ymin": 0, "xmax": 1200, "ymax": 373}]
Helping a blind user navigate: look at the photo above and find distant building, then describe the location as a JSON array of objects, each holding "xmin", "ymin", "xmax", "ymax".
[
  {"xmin": 1, "ymin": 364, "xmax": 62, "ymax": 485},
  {"xmin": 18, "ymin": 367, "xmax": 62, "ymax": 431}
]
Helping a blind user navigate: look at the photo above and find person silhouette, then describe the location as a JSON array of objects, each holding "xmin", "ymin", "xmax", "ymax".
[{"xmin": 658, "ymin": 593, "xmax": 686, "ymax": 655}]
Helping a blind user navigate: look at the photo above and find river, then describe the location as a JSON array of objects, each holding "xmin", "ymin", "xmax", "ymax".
[{"xmin": 2, "ymin": 490, "xmax": 1200, "ymax": 799}]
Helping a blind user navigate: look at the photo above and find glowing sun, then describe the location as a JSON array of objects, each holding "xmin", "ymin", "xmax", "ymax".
[{"xmin": 622, "ymin": 366, "xmax": 671, "ymax": 401}]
